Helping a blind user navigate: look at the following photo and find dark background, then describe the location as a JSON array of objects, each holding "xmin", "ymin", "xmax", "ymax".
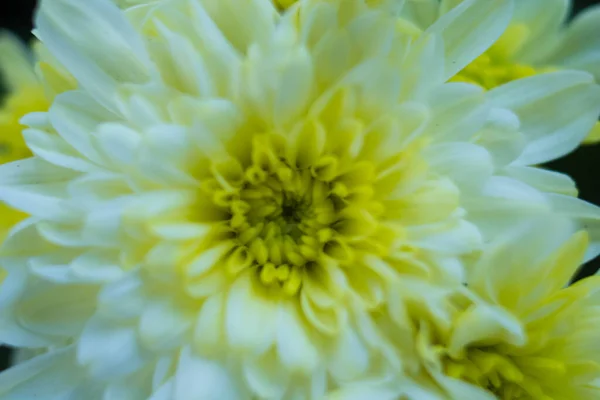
[{"xmin": 0, "ymin": 0, "xmax": 599, "ymax": 371}]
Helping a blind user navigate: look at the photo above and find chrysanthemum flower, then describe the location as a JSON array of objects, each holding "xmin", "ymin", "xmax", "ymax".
[
  {"xmin": 402, "ymin": 0, "xmax": 600, "ymax": 143},
  {"xmin": 0, "ymin": 0, "xmax": 600, "ymax": 398},
  {"xmin": 328, "ymin": 219, "xmax": 600, "ymax": 399}
]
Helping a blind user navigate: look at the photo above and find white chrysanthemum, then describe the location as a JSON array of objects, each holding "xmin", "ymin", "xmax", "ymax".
[{"xmin": 0, "ymin": 0, "xmax": 600, "ymax": 398}]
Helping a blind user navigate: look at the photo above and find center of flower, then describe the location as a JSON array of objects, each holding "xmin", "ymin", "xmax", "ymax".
[
  {"xmin": 443, "ymin": 347, "xmax": 562, "ymax": 399},
  {"xmin": 204, "ymin": 132, "xmax": 382, "ymax": 296}
]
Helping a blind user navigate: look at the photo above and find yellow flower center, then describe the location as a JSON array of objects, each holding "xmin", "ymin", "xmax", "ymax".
[
  {"xmin": 202, "ymin": 130, "xmax": 387, "ymax": 296},
  {"xmin": 451, "ymin": 24, "xmax": 555, "ymax": 90},
  {"xmin": 443, "ymin": 347, "xmax": 564, "ymax": 399}
]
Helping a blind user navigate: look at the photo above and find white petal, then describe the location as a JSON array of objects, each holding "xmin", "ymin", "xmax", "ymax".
[
  {"xmin": 476, "ymin": 107, "xmax": 525, "ymax": 167},
  {"xmin": 546, "ymin": 194, "xmax": 600, "ymax": 261},
  {"xmin": 274, "ymin": 47, "xmax": 314, "ymax": 127},
  {"xmin": 66, "ymin": 173, "xmax": 128, "ymax": 202},
  {"xmin": 0, "ymin": 270, "xmax": 56, "ymax": 347},
  {"xmin": 185, "ymin": 268, "xmax": 228, "ymax": 298},
  {"xmin": 97, "ymin": 271, "xmax": 146, "ymax": 320},
  {"xmin": 152, "ymin": 356, "xmax": 175, "ymax": 391},
  {"xmin": 469, "ymin": 216, "xmax": 575, "ymax": 304},
  {"xmin": 448, "ymin": 302, "xmax": 525, "ymax": 357},
  {"xmin": 70, "ymin": 249, "xmax": 124, "ymax": 282},
  {"xmin": 399, "ymin": 33, "xmax": 445, "ymax": 100},
  {"xmin": 242, "ymin": 354, "xmax": 289, "ymax": 399},
  {"xmin": 118, "ymin": 91, "xmax": 167, "ymax": 130},
  {"xmin": 138, "ymin": 299, "xmax": 192, "ymax": 352},
  {"xmin": 23, "ymin": 128, "xmax": 103, "ymax": 173},
  {"xmin": 94, "ymin": 123, "xmax": 141, "ymax": 166},
  {"xmin": 196, "ymin": 0, "xmax": 277, "ymax": 52},
  {"xmin": 151, "ymin": 222, "xmax": 212, "ymax": 241},
  {"xmin": 0, "ymin": 185, "xmax": 76, "ymax": 223},
  {"xmin": 503, "ymin": 166, "xmax": 577, "ymax": 197},
  {"xmin": 29, "ymin": 256, "xmax": 76, "ymax": 283},
  {"xmin": 424, "ymin": 142, "xmax": 493, "ymax": 191},
  {"xmin": 407, "ymin": 220, "xmax": 483, "ymax": 255},
  {"xmin": 173, "ymin": 347, "xmax": 243, "ymax": 400},
  {"xmin": 424, "ymin": 82, "xmax": 488, "ymax": 142},
  {"xmin": 35, "ymin": 0, "xmax": 152, "ymax": 108},
  {"xmin": 433, "ymin": 373, "xmax": 497, "ymax": 400},
  {"xmin": 0, "ymin": 218, "xmax": 55, "ymax": 259},
  {"xmin": 137, "ymin": 125, "xmax": 199, "ymax": 186},
  {"xmin": 78, "ymin": 316, "xmax": 147, "ymax": 379},
  {"xmin": 186, "ymin": 245, "xmax": 229, "ymax": 279},
  {"xmin": 20, "ymin": 112, "xmax": 50, "ymax": 129},
  {"xmin": 37, "ymin": 222, "xmax": 98, "ymax": 248},
  {"xmin": 544, "ymin": 5, "xmax": 600, "ymax": 79},
  {"xmin": 153, "ymin": 22, "xmax": 215, "ymax": 97},
  {"xmin": 15, "ymin": 283, "xmax": 99, "ymax": 338},
  {"xmin": 193, "ymin": 293, "xmax": 226, "ymax": 356},
  {"xmin": 226, "ymin": 273, "xmax": 277, "ymax": 354},
  {"xmin": 312, "ymin": 29, "xmax": 352, "ymax": 88},
  {"xmin": 276, "ymin": 302, "xmax": 320, "ymax": 372},
  {"xmin": 324, "ymin": 379, "xmax": 410, "ymax": 400},
  {"xmin": 400, "ymin": 0, "xmax": 441, "ymax": 29},
  {"xmin": 81, "ymin": 205, "xmax": 126, "ymax": 247},
  {"xmin": 125, "ymin": 190, "xmax": 197, "ymax": 221},
  {"xmin": 426, "ymin": 0, "xmax": 513, "ymax": 80},
  {"xmin": 512, "ymin": 0, "xmax": 569, "ymax": 62},
  {"xmin": 0, "ymin": 347, "xmax": 102, "ymax": 400},
  {"xmin": 0, "ymin": 158, "xmax": 77, "ymax": 186},
  {"xmin": 49, "ymin": 91, "xmax": 113, "ymax": 164},
  {"xmin": 469, "ymin": 176, "xmax": 549, "ymax": 206},
  {"xmin": 103, "ymin": 368, "xmax": 153, "ymax": 400},
  {"xmin": 148, "ymin": 379, "xmax": 175, "ymax": 400},
  {"xmin": 329, "ymin": 328, "xmax": 370, "ymax": 381},
  {"xmin": 188, "ymin": 0, "xmax": 241, "ymax": 96},
  {"xmin": 463, "ymin": 176, "xmax": 552, "ymax": 238},
  {"xmin": 489, "ymin": 71, "xmax": 600, "ymax": 165}
]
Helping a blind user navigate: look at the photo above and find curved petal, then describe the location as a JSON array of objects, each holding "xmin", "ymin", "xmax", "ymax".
[
  {"xmin": 35, "ymin": 0, "xmax": 153, "ymax": 109},
  {"xmin": 173, "ymin": 346, "xmax": 244, "ymax": 400},
  {"xmin": 426, "ymin": 0, "xmax": 513, "ymax": 80},
  {"xmin": 0, "ymin": 346, "xmax": 103, "ymax": 400},
  {"xmin": 512, "ymin": 0, "xmax": 569, "ymax": 62},
  {"xmin": 489, "ymin": 71, "xmax": 600, "ymax": 165},
  {"xmin": 77, "ymin": 316, "xmax": 148, "ymax": 379},
  {"xmin": 544, "ymin": 5, "xmax": 600, "ymax": 80}
]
